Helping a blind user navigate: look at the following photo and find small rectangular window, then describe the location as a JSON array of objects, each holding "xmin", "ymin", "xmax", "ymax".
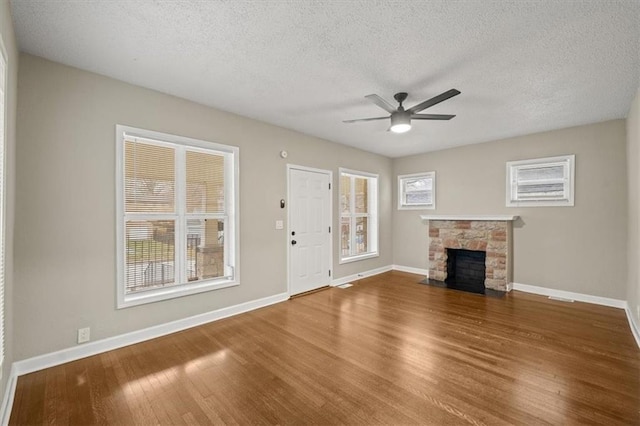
[
  {"xmin": 116, "ymin": 125, "xmax": 239, "ymax": 308},
  {"xmin": 339, "ymin": 168, "xmax": 378, "ymax": 263},
  {"xmin": 398, "ymin": 172, "xmax": 435, "ymax": 210},
  {"xmin": 506, "ymin": 155, "xmax": 575, "ymax": 207}
]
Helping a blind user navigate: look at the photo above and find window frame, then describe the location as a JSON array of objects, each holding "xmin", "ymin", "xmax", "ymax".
[
  {"xmin": 338, "ymin": 168, "xmax": 379, "ymax": 264},
  {"xmin": 506, "ymin": 154, "xmax": 575, "ymax": 207},
  {"xmin": 0, "ymin": 36, "xmax": 7, "ymax": 369},
  {"xmin": 116, "ymin": 125, "xmax": 240, "ymax": 309},
  {"xmin": 397, "ymin": 171, "xmax": 436, "ymax": 210}
]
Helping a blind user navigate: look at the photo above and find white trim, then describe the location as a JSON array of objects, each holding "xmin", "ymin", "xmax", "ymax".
[
  {"xmin": 420, "ymin": 215, "xmax": 519, "ymax": 221},
  {"xmin": 339, "ymin": 252, "xmax": 379, "ymax": 264},
  {"xmin": 392, "ymin": 265, "xmax": 429, "ymax": 276},
  {"xmin": 286, "ymin": 164, "xmax": 333, "ymax": 297},
  {"xmin": 0, "ymin": 364, "xmax": 17, "ymax": 426},
  {"xmin": 331, "ymin": 265, "xmax": 392, "ymax": 286},
  {"xmin": 512, "ymin": 283, "xmax": 626, "ymax": 309},
  {"xmin": 119, "ymin": 280, "xmax": 240, "ymax": 308},
  {"xmin": 331, "ymin": 265, "xmax": 430, "ymax": 287},
  {"xmin": 339, "ymin": 167, "xmax": 378, "ymax": 179},
  {"xmin": 0, "ymin": 34, "xmax": 7, "ymax": 373},
  {"xmin": 338, "ymin": 167, "xmax": 379, "ymax": 263},
  {"xmin": 506, "ymin": 154, "xmax": 575, "ymax": 207},
  {"xmin": 398, "ymin": 172, "xmax": 436, "ymax": 210},
  {"xmin": 120, "ymin": 126, "xmax": 239, "ymax": 154},
  {"xmin": 624, "ymin": 305, "xmax": 640, "ymax": 349},
  {"xmin": 11, "ymin": 292, "xmax": 288, "ymax": 377},
  {"xmin": 115, "ymin": 125, "xmax": 240, "ymax": 309}
]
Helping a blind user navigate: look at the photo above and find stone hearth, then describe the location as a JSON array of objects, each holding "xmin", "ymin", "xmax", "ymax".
[{"xmin": 422, "ymin": 216, "xmax": 516, "ymax": 292}]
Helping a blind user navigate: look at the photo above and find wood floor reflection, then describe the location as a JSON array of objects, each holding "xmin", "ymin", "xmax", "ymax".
[{"xmin": 10, "ymin": 271, "xmax": 640, "ymax": 425}]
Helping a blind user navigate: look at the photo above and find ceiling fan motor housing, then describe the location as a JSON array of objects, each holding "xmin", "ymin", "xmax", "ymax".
[
  {"xmin": 390, "ymin": 110, "xmax": 411, "ymax": 133},
  {"xmin": 391, "ymin": 110, "xmax": 411, "ymax": 126}
]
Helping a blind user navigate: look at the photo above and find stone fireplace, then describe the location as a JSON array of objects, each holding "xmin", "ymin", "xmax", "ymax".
[{"xmin": 421, "ymin": 215, "xmax": 518, "ymax": 292}]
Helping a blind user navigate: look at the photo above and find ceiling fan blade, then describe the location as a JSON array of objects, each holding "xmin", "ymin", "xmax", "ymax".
[
  {"xmin": 365, "ymin": 94, "xmax": 397, "ymax": 113},
  {"xmin": 343, "ymin": 116, "xmax": 389, "ymax": 123},
  {"xmin": 408, "ymin": 89, "xmax": 461, "ymax": 114},
  {"xmin": 411, "ymin": 114, "xmax": 456, "ymax": 120}
]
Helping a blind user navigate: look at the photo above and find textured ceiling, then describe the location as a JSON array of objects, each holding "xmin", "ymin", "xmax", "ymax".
[{"xmin": 10, "ymin": 0, "xmax": 640, "ymax": 158}]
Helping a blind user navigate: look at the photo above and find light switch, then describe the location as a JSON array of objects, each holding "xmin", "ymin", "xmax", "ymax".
[{"xmin": 275, "ymin": 220, "xmax": 284, "ymax": 230}]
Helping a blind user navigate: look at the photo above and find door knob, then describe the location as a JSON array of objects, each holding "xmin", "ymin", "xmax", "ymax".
[{"xmin": 291, "ymin": 240, "xmax": 297, "ymax": 245}]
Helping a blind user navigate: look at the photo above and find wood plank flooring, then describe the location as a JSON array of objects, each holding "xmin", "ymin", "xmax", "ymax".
[{"xmin": 10, "ymin": 271, "xmax": 640, "ymax": 425}]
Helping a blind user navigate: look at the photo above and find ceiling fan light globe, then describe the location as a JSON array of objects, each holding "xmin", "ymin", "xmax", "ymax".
[
  {"xmin": 390, "ymin": 123, "xmax": 412, "ymax": 133},
  {"xmin": 390, "ymin": 111, "xmax": 411, "ymax": 134}
]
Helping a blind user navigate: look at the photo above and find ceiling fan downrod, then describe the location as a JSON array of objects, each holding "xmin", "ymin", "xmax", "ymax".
[{"xmin": 394, "ymin": 92, "xmax": 408, "ymax": 110}]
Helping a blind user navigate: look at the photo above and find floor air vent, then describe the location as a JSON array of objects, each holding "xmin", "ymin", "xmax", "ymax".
[{"xmin": 548, "ymin": 296, "xmax": 574, "ymax": 302}]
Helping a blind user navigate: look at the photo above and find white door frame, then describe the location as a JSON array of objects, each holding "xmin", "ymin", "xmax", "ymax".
[{"xmin": 286, "ymin": 164, "xmax": 333, "ymax": 296}]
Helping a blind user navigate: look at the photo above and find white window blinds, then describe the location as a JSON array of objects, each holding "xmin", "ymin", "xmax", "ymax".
[
  {"xmin": 116, "ymin": 126, "xmax": 239, "ymax": 308},
  {"xmin": 398, "ymin": 172, "xmax": 436, "ymax": 209},
  {"xmin": 339, "ymin": 169, "xmax": 379, "ymax": 263},
  {"xmin": 507, "ymin": 155, "xmax": 575, "ymax": 207}
]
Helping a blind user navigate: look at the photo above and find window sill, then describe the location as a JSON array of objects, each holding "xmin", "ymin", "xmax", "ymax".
[
  {"xmin": 339, "ymin": 252, "xmax": 379, "ymax": 265},
  {"xmin": 398, "ymin": 205, "xmax": 435, "ymax": 211},
  {"xmin": 506, "ymin": 199, "xmax": 574, "ymax": 207},
  {"xmin": 117, "ymin": 278, "xmax": 239, "ymax": 309}
]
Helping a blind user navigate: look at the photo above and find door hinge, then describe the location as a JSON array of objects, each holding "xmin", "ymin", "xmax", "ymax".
[
  {"xmin": 329, "ymin": 270, "xmax": 331, "ymax": 277},
  {"xmin": 329, "ymin": 226, "xmax": 331, "ymax": 233},
  {"xmin": 328, "ymin": 183, "xmax": 331, "ymax": 190}
]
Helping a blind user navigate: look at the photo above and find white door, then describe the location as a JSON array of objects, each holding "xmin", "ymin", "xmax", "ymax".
[{"xmin": 288, "ymin": 167, "xmax": 332, "ymax": 296}]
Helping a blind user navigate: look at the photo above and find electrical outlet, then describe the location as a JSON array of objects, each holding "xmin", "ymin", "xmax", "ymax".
[{"xmin": 77, "ymin": 327, "xmax": 90, "ymax": 344}]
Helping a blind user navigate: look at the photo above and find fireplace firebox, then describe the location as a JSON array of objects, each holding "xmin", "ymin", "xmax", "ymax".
[{"xmin": 446, "ymin": 249, "xmax": 486, "ymax": 294}]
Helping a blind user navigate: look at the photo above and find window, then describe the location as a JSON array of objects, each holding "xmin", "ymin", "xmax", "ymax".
[
  {"xmin": 506, "ymin": 155, "xmax": 575, "ymax": 207},
  {"xmin": 116, "ymin": 125, "xmax": 239, "ymax": 308},
  {"xmin": 398, "ymin": 172, "xmax": 435, "ymax": 210},
  {"xmin": 339, "ymin": 168, "xmax": 378, "ymax": 263},
  {"xmin": 0, "ymin": 40, "xmax": 7, "ymax": 368}
]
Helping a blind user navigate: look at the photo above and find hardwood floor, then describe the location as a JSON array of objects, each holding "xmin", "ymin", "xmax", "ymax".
[{"xmin": 10, "ymin": 271, "xmax": 640, "ymax": 425}]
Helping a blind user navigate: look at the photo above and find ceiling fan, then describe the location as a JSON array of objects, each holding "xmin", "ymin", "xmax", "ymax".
[{"xmin": 343, "ymin": 89, "xmax": 461, "ymax": 133}]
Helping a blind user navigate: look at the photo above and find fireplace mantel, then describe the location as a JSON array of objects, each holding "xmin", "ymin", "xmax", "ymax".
[{"xmin": 420, "ymin": 215, "xmax": 519, "ymax": 221}]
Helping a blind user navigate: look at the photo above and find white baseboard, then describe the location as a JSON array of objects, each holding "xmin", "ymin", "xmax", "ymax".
[
  {"xmin": 512, "ymin": 283, "xmax": 626, "ymax": 309},
  {"xmin": 12, "ymin": 292, "xmax": 289, "ymax": 378},
  {"xmin": 331, "ymin": 265, "xmax": 393, "ymax": 286},
  {"xmin": 392, "ymin": 265, "xmax": 429, "ymax": 276},
  {"xmin": 330, "ymin": 264, "xmax": 428, "ymax": 287},
  {"xmin": 624, "ymin": 305, "xmax": 640, "ymax": 349},
  {"xmin": 502, "ymin": 283, "xmax": 639, "ymax": 349},
  {"xmin": 1, "ymin": 364, "xmax": 18, "ymax": 426}
]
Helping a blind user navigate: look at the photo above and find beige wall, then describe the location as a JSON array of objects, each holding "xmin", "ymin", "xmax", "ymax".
[
  {"xmin": 627, "ymin": 89, "xmax": 640, "ymax": 323},
  {"xmin": 392, "ymin": 120, "xmax": 628, "ymax": 299},
  {"xmin": 1, "ymin": 0, "xmax": 17, "ymax": 403},
  {"xmin": 11, "ymin": 50, "xmax": 636, "ymax": 362},
  {"xmin": 14, "ymin": 54, "xmax": 392, "ymax": 360}
]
